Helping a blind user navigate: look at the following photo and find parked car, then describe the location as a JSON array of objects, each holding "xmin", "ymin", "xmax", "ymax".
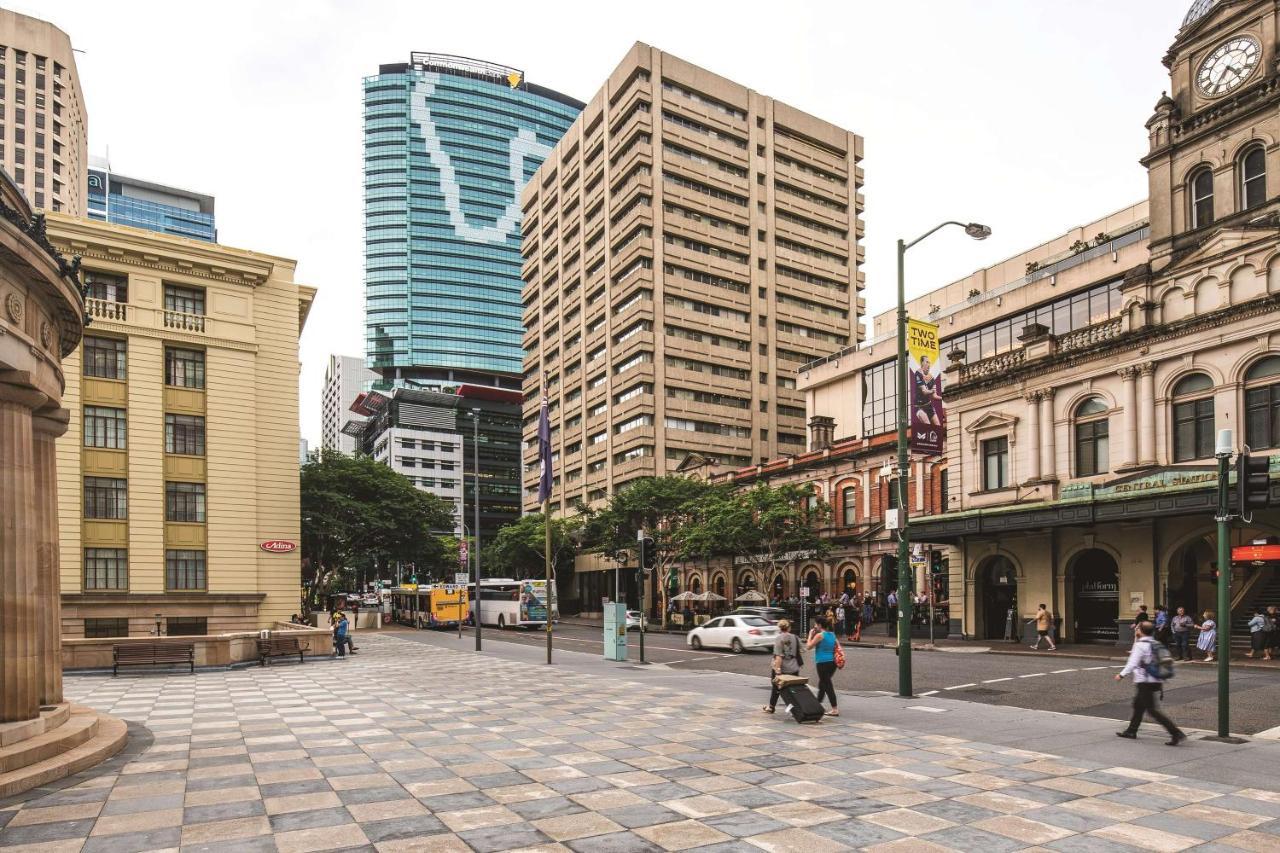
[
  {"xmin": 625, "ymin": 610, "xmax": 647, "ymax": 630},
  {"xmin": 686, "ymin": 615, "xmax": 779, "ymax": 653},
  {"xmin": 730, "ymin": 606, "xmax": 787, "ymax": 624}
]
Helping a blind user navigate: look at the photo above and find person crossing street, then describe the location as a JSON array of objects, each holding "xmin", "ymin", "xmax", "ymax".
[{"xmin": 1114, "ymin": 621, "xmax": 1185, "ymax": 746}]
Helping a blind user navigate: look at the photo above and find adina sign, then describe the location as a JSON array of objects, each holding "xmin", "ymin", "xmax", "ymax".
[{"xmin": 259, "ymin": 540, "xmax": 297, "ymax": 553}]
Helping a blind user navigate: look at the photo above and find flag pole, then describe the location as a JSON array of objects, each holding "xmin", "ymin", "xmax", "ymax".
[
  {"xmin": 537, "ymin": 378, "xmax": 554, "ymax": 665},
  {"xmin": 545, "ymin": 498, "xmax": 553, "ymax": 665}
]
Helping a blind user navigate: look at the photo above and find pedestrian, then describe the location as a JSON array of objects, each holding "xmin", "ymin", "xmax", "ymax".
[
  {"xmin": 835, "ymin": 603, "xmax": 845, "ymax": 639},
  {"xmin": 332, "ymin": 612, "xmax": 349, "ymax": 658},
  {"xmin": 1154, "ymin": 605, "xmax": 1170, "ymax": 644},
  {"xmin": 1195, "ymin": 610, "xmax": 1217, "ymax": 662},
  {"xmin": 1246, "ymin": 607, "xmax": 1271, "ymax": 659},
  {"xmin": 845, "ymin": 602, "xmax": 857, "ymax": 641},
  {"xmin": 805, "ymin": 616, "xmax": 839, "ymax": 716},
  {"xmin": 1170, "ymin": 606, "xmax": 1194, "ymax": 660},
  {"xmin": 1268, "ymin": 605, "xmax": 1280, "ymax": 660},
  {"xmin": 764, "ymin": 619, "xmax": 802, "ymax": 714},
  {"xmin": 863, "ymin": 598, "xmax": 873, "ymax": 628},
  {"xmin": 1132, "ymin": 605, "xmax": 1150, "ymax": 640},
  {"xmin": 1030, "ymin": 603, "xmax": 1057, "ymax": 651},
  {"xmin": 1115, "ymin": 621, "xmax": 1185, "ymax": 745}
]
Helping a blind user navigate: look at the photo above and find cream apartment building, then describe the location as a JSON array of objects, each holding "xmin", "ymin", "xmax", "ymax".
[
  {"xmin": 520, "ymin": 42, "xmax": 863, "ymax": 516},
  {"xmin": 49, "ymin": 214, "xmax": 316, "ymax": 637}
]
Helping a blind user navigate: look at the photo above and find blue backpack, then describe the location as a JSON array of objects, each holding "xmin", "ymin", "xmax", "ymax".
[{"xmin": 1142, "ymin": 640, "xmax": 1175, "ymax": 681}]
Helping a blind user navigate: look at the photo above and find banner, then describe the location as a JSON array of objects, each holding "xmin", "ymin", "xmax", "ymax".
[{"xmin": 907, "ymin": 318, "xmax": 945, "ymax": 455}]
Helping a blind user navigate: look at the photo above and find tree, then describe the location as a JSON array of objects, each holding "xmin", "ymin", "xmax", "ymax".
[
  {"xmin": 484, "ymin": 512, "xmax": 581, "ymax": 607},
  {"xmin": 740, "ymin": 481, "xmax": 831, "ymax": 593},
  {"xmin": 300, "ymin": 450, "xmax": 456, "ymax": 607}
]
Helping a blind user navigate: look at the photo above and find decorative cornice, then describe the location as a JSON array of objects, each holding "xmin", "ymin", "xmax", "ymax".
[{"xmin": 67, "ymin": 244, "xmax": 269, "ymax": 288}]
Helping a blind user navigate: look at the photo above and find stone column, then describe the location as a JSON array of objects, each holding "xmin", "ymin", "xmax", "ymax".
[
  {"xmin": 0, "ymin": 382, "xmax": 47, "ymax": 723},
  {"xmin": 33, "ymin": 407, "xmax": 69, "ymax": 707},
  {"xmin": 1118, "ymin": 366, "xmax": 1139, "ymax": 468},
  {"xmin": 1024, "ymin": 391, "xmax": 1041, "ymax": 482},
  {"xmin": 1039, "ymin": 389, "xmax": 1056, "ymax": 481},
  {"xmin": 1138, "ymin": 362, "xmax": 1156, "ymax": 466}
]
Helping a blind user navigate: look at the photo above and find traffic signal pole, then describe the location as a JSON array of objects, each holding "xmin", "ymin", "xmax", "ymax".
[
  {"xmin": 1215, "ymin": 439, "xmax": 1231, "ymax": 739},
  {"xmin": 637, "ymin": 530, "xmax": 646, "ymax": 664}
]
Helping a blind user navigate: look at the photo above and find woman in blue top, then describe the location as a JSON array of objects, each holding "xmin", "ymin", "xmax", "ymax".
[{"xmin": 806, "ymin": 617, "xmax": 839, "ymax": 716}]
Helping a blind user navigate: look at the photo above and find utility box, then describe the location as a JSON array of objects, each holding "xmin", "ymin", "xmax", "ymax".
[{"xmin": 603, "ymin": 603, "xmax": 628, "ymax": 661}]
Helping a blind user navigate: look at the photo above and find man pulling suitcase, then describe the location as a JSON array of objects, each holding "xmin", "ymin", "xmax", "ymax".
[{"xmin": 763, "ymin": 618, "xmax": 824, "ymax": 723}]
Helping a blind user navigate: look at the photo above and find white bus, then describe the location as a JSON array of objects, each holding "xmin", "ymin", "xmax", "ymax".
[{"xmin": 469, "ymin": 578, "xmax": 557, "ymax": 629}]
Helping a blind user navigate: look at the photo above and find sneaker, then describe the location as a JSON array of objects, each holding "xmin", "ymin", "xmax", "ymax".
[
  {"xmin": 1116, "ymin": 731, "xmax": 1137, "ymax": 739},
  {"xmin": 1030, "ymin": 644, "xmax": 1038, "ymax": 649},
  {"xmin": 1166, "ymin": 732, "xmax": 1186, "ymax": 746}
]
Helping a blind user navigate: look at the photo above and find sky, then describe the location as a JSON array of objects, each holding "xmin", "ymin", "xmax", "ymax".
[{"xmin": 30, "ymin": 0, "xmax": 1191, "ymax": 445}]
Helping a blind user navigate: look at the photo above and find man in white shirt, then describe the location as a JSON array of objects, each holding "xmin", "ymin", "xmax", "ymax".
[{"xmin": 1114, "ymin": 622, "xmax": 1185, "ymax": 745}]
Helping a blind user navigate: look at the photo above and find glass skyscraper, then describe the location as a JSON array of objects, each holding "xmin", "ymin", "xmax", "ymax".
[
  {"xmin": 363, "ymin": 54, "xmax": 582, "ymax": 388},
  {"xmin": 87, "ymin": 157, "xmax": 217, "ymax": 242}
]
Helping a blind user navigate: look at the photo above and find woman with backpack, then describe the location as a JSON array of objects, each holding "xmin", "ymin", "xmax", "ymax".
[
  {"xmin": 764, "ymin": 619, "xmax": 802, "ymax": 714},
  {"xmin": 806, "ymin": 616, "xmax": 843, "ymax": 717}
]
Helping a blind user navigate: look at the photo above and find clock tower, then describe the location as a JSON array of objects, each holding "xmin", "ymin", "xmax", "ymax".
[{"xmin": 1143, "ymin": 0, "xmax": 1278, "ymax": 274}]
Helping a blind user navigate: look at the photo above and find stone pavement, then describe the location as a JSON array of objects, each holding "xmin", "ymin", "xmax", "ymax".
[{"xmin": 3, "ymin": 634, "xmax": 1280, "ymax": 852}]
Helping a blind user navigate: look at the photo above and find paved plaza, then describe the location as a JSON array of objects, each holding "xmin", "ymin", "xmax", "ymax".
[{"xmin": 3, "ymin": 633, "xmax": 1280, "ymax": 852}]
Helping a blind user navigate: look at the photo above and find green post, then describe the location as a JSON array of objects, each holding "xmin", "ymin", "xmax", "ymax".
[
  {"xmin": 1215, "ymin": 448, "xmax": 1231, "ymax": 738},
  {"xmin": 896, "ymin": 238, "xmax": 913, "ymax": 697}
]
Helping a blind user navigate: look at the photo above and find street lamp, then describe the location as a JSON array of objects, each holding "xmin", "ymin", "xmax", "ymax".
[
  {"xmin": 469, "ymin": 408, "xmax": 482, "ymax": 652},
  {"xmin": 895, "ymin": 220, "xmax": 991, "ymax": 698}
]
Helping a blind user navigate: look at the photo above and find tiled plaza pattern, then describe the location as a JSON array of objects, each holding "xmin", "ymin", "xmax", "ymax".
[{"xmin": 3, "ymin": 635, "xmax": 1280, "ymax": 852}]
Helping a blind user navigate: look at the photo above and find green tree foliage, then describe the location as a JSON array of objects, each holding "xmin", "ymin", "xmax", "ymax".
[
  {"xmin": 739, "ymin": 481, "xmax": 831, "ymax": 580},
  {"xmin": 484, "ymin": 512, "xmax": 580, "ymax": 579},
  {"xmin": 300, "ymin": 450, "xmax": 456, "ymax": 606}
]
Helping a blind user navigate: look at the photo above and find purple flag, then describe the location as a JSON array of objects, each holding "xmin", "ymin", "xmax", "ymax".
[{"xmin": 537, "ymin": 381, "xmax": 553, "ymax": 503}]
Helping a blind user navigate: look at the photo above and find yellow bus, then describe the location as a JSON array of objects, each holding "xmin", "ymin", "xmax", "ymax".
[{"xmin": 390, "ymin": 584, "xmax": 469, "ymax": 629}]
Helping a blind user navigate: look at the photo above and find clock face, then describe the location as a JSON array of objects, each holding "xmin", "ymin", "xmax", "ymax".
[{"xmin": 1196, "ymin": 36, "xmax": 1262, "ymax": 97}]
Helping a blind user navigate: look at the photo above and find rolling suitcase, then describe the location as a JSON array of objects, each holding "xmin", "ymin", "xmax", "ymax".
[{"xmin": 780, "ymin": 682, "xmax": 825, "ymax": 723}]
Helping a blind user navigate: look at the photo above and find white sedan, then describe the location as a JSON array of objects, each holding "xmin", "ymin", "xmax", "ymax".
[
  {"xmin": 687, "ymin": 615, "xmax": 780, "ymax": 653},
  {"xmin": 626, "ymin": 610, "xmax": 647, "ymax": 630}
]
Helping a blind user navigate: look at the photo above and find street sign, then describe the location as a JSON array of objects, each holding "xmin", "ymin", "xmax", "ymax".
[
  {"xmin": 459, "ymin": 540, "xmax": 468, "ymax": 566},
  {"xmin": 1232, "ymin": 544, "xmax": 1280, "ymax": 563},
  {"xmin": 799, "ymin": 586, "xmax": 810, "ymax": 597},
  {"xmin": 454, "ymin": 572, "xmax": 469, "ymax": 584}
]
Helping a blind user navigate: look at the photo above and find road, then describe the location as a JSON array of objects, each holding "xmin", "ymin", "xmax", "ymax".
[{"xmin": 380, "ymin": 621, "xmax": 1280, "ymax": 735}]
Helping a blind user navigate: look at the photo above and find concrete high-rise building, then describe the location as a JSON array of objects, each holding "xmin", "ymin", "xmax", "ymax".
[
  {"xmin": 363, "ymin": 53, "xmax": 582, "ymax": 390},
  {"xmin": 521, "ymin": 43, "xmax": 864, "ymax": 513},
  {"xmin": 50, "ymin": 213, "xmax": 316, "ymax": 637},
  {"xmin": 87, "ymin": 156, "xmax": 217, "ymax": 242},
  {"xmin": 321, "ymin": 353, "xmax": 377, "ymax": 454},
  {"xmin": 0, "ymin": 10, "xmax": 87, "ymax": 215}
]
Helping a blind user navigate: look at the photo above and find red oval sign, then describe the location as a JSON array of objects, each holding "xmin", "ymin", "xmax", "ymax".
[{"xmin": 260, "ymin": 540, "xmax": 297, "ymax": 553}]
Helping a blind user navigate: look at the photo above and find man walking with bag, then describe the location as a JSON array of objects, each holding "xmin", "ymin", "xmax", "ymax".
[
  {"xmin": 764, "ymin": 619, "xmax": 802, "ymax": 714},
  {"xmin": 1115, "ymin": 621, "xmax": 1185, "ymax": 745}
]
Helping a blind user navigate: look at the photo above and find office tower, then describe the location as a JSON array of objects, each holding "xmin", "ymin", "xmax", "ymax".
[
  {"xmin": 321, "ymin": 353, "xmax": 378, "ymax": 454},
  {"xmin": 87, "ymin": 156, "xmax": 217, "ymax": 242},
  {"xmin": 521, "ymin": 43, "xmax": 864, "ymax": 513},
  {"xmin": 0, "ymin": 10, "xmax": 87, "ymax": 214},
  {"xmin": 363, "ymin": 53, "xmax": 582, "ymax": 390},
  {"xmin": 52, "ymin": 213, "xmax": 316, "ymax": 635}
]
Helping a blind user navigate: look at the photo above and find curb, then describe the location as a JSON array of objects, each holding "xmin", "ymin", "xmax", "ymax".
[{"xmin": 838, "ymin": 639, "xmax": 1280, "ymax": 671}]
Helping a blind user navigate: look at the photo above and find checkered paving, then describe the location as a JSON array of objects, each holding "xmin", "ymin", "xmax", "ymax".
[{"xmin": 2, "ymin": 634, "xmax": 1280, "ymax": 852}]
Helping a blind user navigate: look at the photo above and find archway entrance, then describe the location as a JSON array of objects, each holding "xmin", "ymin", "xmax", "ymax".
[
  {"xmin": 771, "ymin": 573, "xmax": 785, "ymax": 600},
  {"xmin": 803, "ymin": 570, "xmax": 821, "ymax": 601},
  {"xmin": 1071, "ymin": 549, "xmax": 1120, "ymax": 643},
  {"xmin": 879, "ymin": 555, "xmax": 897, "ymax": 595},
  {"xmin": 841, "ymin": 568, "xmax": 858, "ymax": 596},
  {"xmin": 1167, "ymin": 536, "xmax": 1213, "ymax": 619},
  {"xmin": 690, "ymin": 575, "xmax": 703, "ymax": 595},
  {"xmin": 978, "ymin": 556, "xmax": 1017, "ymax": 640},
  {"xmin": 712, "ymin": 574, "xmax": 726, "ymax": 600}
]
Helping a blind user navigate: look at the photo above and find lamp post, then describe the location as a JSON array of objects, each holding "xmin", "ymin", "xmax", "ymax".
[
  {"xmin": 1214, "ymin": 429, "xmax": 1232, "ymax": 739},
  {"xmin": 470, "ymin": 408, "xmax": 482, "ymax": 652},
  {"xmin": 895, "ymin": 220, "xmax": 991, "ymax": 698}
]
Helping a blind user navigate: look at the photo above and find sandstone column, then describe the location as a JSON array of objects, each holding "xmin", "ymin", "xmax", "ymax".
[
  {"xmin": 0, "ymin": 381, "xmax": 46, "ymax": 723},
  {"xmin": 1039, "ymin": 389, "xmax": 1056, "ymax": 480},
  {"xmin": 33, "ymin": 406, "xmax": 69, "ymax": 707},
  {"xmin": 1118, "ymin": 366, "xmax": 1138, "ymax": 468},
  {"xmin": 1138, "ymin": 362, "xmax": 1156, "ymax": 466},
  {"xmin": 1024, "ymin": 391, "xmax": 1041, "ymax": 482}
]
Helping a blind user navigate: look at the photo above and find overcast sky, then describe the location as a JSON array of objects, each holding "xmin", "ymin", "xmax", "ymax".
[{"xmin": 33, "ymin": 0, "xmax": 1189, "ymax": 444}]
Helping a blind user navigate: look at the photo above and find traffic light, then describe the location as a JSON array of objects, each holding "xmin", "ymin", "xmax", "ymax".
[
  {"xmin": 930, "ymin": 551, "xmax": 944, "ymax": 575},
  {"xmin": 640, "ymin": 536, "xmax": 656, "ymax": 572},
  {"xmin": 1237, "ymin": 452, "xmax": 1271, "ymax": 513}
]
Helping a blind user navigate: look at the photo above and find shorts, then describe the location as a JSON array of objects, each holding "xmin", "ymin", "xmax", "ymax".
[{"xmin": 1037, "ymin": 630, "xmax": 1048, "ymax": 638}]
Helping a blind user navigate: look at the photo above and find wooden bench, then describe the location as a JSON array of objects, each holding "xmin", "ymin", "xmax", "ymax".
[
  {"xmin": 112, "ymin": 643, "xmax": 195, "ymax": 675},
  {"xmin": 256, "ymin": 636, "xmax": 307, "ymax": 666}
]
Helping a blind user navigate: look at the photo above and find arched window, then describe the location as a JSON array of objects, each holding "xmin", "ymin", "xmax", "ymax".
[
  {"xmin": 841, "ymin": 486, "xmax": 857, "ymax": 526},
  {"xmin": 1241, "ymin": 145, "xmax": 1267, "ymax": 211},
  {"xmin": 1191, "ymin": 167, "xmax": 1214, "ymax": 229},
  {"xmin": 1074, "ymin": 397, "xmax": 1110, "ymax": 476},
  {"xmin": 1245, "ymin": 355, "xmax": 1280, "ymax": 450},
  {"xmin": 1173, "ymin": 373, "xmax": 1215, "ymax": 461}
]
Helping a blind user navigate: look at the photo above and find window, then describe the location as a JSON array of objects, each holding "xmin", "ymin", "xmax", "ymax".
[
  {"xmin": 166, "ymin": 616, "xmax": 208, "ymax": 636},
  {"xmin": 983, "ymin": 437, "xmax": 1009, "ymax": 490},
  {"xmin": 842, "ymin": 486, "xmax": 857, "ymax": 526},
  {"xmin": 1241, "ymin": 145, "xmax": 1266, "ymax": 211},
  {"xmin": 940, "ymin": 469, "xmax": 949, "ymax": 512},
  {"xmin": 163, "ymin": 284, "xmax": 205, "ymax": 315},
  {"xmin": 165, "ymin": 347, "xmax": 205, "ymax": 388},
  {"xmin": 1190, "ymin": 167, "xmax": 1214, "ymax": 229},
  {"xmin": 165, "ymin": 482, "xmax": 206, "ymax": 523},
  {"xmin": 83, "ymin": 406, "xmax": 126, "ymax": 449},
  {"xmin": 166, "ymin": 550, "xmax": 206, "ymax": 590},
  {"xmin": 82, "ymin": 336, "xmax": 126, "ymax": 379},
  {"xmin": 165, "ymin": 414, "xmax": 206, "ymax": 456},
  {"xmin": 84, "ymin": 477, "xmax": 127, "ymax": 519},
  {"xmin": 83, "ymin": 270, "xmax": 127, "ymax": 303},
  {"xmin": 1172, "ymin": 373, "xmax": 1215, "ymax": 462},
  {"xmin": 84, "ymin": 618, "xmax": 129, "ymax": 638},
  {"xmin": 1244, "ymin": 355, "xmax": 1280, "ymax": 450},
  {"xmin": 1074, "ymin": 397, "xmax": 1110, "ymax": 477},
  {"xmin": 84, "ymin": 548, "xmax": 127, "ymax": 590}
]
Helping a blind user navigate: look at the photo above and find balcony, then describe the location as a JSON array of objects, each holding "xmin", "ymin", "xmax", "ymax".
[
  {"xmin": 85, "ymin": 298, "xmax": 128, "ymax": 322},
  {"xmin": 164, "ymin": 310, "xmax": 206, "ymax": 333}
]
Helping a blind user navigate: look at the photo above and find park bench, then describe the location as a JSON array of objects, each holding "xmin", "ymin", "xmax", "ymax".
[
  {"xmin": 256, "ymin": 635, "xmax": 307, "ymax": 666},
  {"xmin": 112, "ymin": 642, "xmax": 195, "ymax": 675}
]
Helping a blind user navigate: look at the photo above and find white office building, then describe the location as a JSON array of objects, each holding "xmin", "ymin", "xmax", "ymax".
[{"xmin": 321, "ymin": 354, "xmax": 378, "ymax": 454}]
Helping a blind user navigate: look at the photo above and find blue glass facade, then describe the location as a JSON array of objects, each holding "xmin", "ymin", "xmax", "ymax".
[
  {"xmin": 87, "ymin": 168, "xmax": 217, "ymax": 242},
  {"xmin": 363, "ymin": 55, "xmax": 581, "ymax": 381}
]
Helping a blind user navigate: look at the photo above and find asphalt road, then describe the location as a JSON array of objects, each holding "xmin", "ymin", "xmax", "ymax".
[{"xmin": 380, "ymin": 621, "xmax": 1280, "ymax": 736}]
